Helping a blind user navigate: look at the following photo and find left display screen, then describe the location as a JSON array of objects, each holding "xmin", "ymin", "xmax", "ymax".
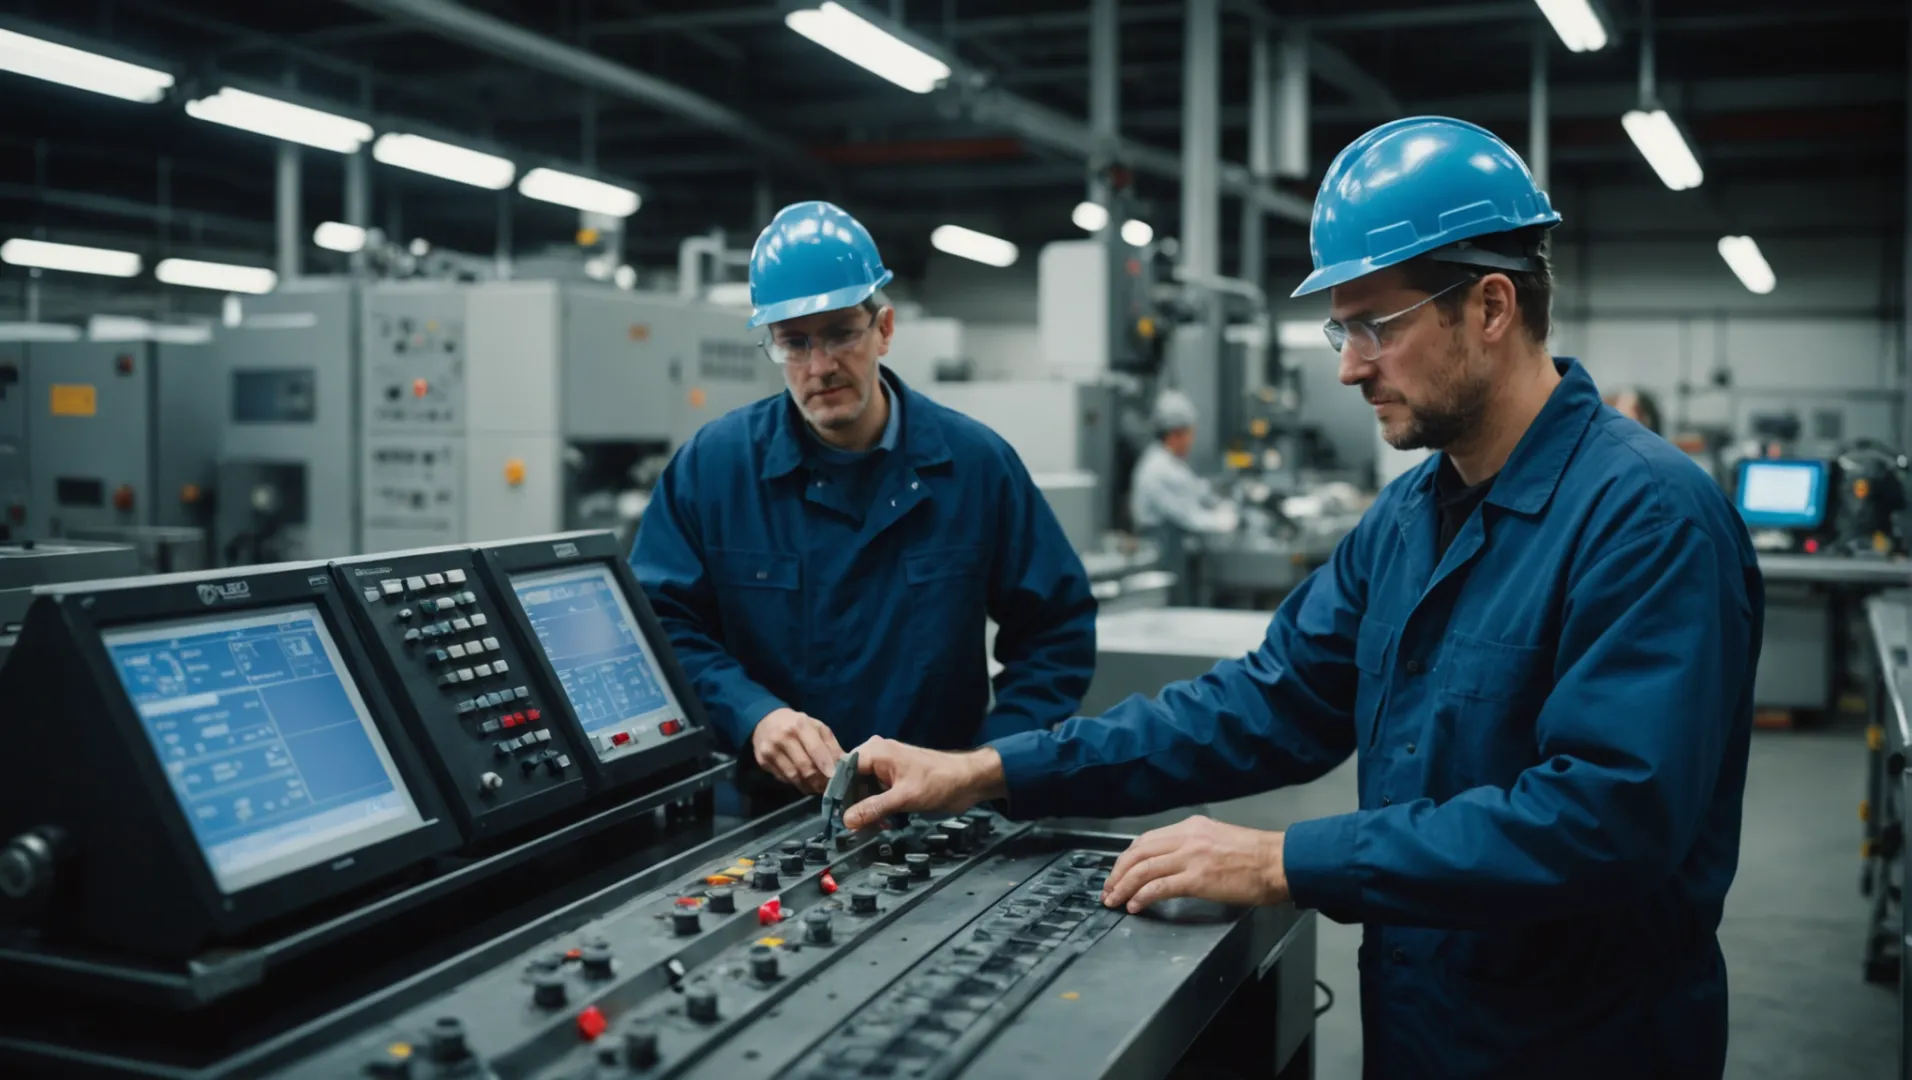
[{"xmin": 102, "ymin": 604, "xmax": 430, "ymax": 896}]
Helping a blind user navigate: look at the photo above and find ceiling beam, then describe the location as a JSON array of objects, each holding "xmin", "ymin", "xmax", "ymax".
[{"xmin": 335, "ymin": 0, "xmax": 821, "ymax": 174}]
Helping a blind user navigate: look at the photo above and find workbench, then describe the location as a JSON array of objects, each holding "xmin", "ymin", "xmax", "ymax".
[{"xmin": 1861, "ymin": 594, "xmax": 1912, "ymax": 1079}]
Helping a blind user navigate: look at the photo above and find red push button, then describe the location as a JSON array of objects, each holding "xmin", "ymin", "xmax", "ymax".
[
  {"xmin": 819, "ymin": 870, "xmax": 838, "ymax": 895},
  {"xmin": 659, "ymin": 719, "xmax": 683, "ymax": 736},
  {"xmin": 757, "ymin": 898, "xmax": 783, "ymax": 926},
  {"xmin": 576, "ymin": 1005, "xmax": 607, "ymax": 1041},
  {"xmin": 527, "ymin": 709, "xmax": 541, "ymax": 722},
  {"xmin": 610, "ymin": 732, "xmax": 631, "ymax": 746},
  {"xmin": 412, "ymin": 378, "xmax": 429, "ymax": 398}
]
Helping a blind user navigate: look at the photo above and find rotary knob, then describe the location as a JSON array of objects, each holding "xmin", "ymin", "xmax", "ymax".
[
  {"xmin": 426, "ymin": 1018, "xmax": 469, "ymax": 1063},
  {"xmin": 780, "ymin": 853, "xmax": 804, "ymax": 875},
  {"xmin": 749, "ymin": 944, "xmax": 779, "ymax": 981},
  {"xmin": 686, "ymin": 987, "xmax": 719, "ymax": 1024},
  {"xmin": 850, "ymin": 888, "xmax": 879, "ymax": 914},
  {"xmin": 885, "ymin": 867, "xmax": 911, "ymax": 892},
  {"xmin": 906, "ymin": 853, "xmax": 930, "ymax": 880},
  {"xmin": 477, "ymin": 771, "xmax": 504, "ymax": 796},
  {"xmin": 706, "ymin": 885, "xmax": 736, "ymax": 913},
  {"xmin": 804, "ymin": 908, "xmax": 834, "ymax": 944},
  {"xmin": 804, "ymin": 842, "xmax": 828, "ymax": 864},
  {"xmin": 673, "ymin": 909, "xmax": 702, "ymax": 936},
  {"xmin": 533, "ymin": 973, "xmax": 567, "ymax": 1008},
  {"xmin": 925, "ymin": 833, "xmax": 951, "ymax": 860},
  {"xmin": 580, "ymin": 946, "xmax": 614, "ymax": 979},
  {"xmin": 753, "ymin": 867, "xmax": 780, "ymax": 890},
  {"xmin": 624, "ymin": 1024, "xmax": 660, "ymax": 1069}
]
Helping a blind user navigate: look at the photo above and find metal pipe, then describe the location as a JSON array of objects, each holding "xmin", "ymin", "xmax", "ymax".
[
  {"xmin": 678, "ymin": 231, "xmax": 726, "ymax": 301},
  {"xmin": 1181, "ymin": 0, "xmax": 1220, "ymax": 281},
  {"xmin": 1529, "ymin": 28, "xmax": 1550, "ymax": 191},
  {"xmin": 338, "ymin": 0, "xmax": 817, "ymax": 171},
  {"xmin": 1640, "ymin": 0, "xmax": 1657, "ymax": 108},
  {"xmin": 495, "ymin": 192, "xmax": 512, "ymax": 279},
  {"xmin": 1242, "ymin": 26, "xmax": 1273, "ymax": 293},
  {"xmin": 1274, "ymin": 27, "xmax": 1309, "ymax": 181},
  {"xmin": 345, "ymin": 150, "xmax": 369, "ymax": 274},
  {"xmin": 1088, "ymin": 0, "xmax": 1119, "ymax": 218},
  {"xmin": 275, "ymin": 72, "xmax": 301, "ymax": 286}
]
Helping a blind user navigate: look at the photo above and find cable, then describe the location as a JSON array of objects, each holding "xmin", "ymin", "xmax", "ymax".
[{"xmin": 1314, "ymin": 978, "xmax": 1335, "ymax": 1018}]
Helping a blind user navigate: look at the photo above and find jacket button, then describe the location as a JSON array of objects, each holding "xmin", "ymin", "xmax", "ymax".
[
  {"xmin": 910, "ymin": 481, "xmax": 919, "ymax": 490},
  {"xmin": 755, "ymin": 571, "xmax": 768, "ymax": 580},
  {"xmin": 1381, "ymin": 795, "xmax": 1392, "ymax": 806},
  {"xmin": 1391, "ymin": 947, "xmax": 1406, "ymax": 964},
  {"xmin": 1405, "ymin": 742, "xmax": 1417, "ymax": 755},
  {"xmin": 1405, "ymin": 660, "xmax": 1422, "ymax": 675}
]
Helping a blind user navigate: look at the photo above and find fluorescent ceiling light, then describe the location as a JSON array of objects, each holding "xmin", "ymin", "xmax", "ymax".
[
  {"xmin": 313, "ymin": 221, "xmax": 367, "ymax": 253},
  {"xmin": 0, "ymin": 322, "xmax": 82, "ymax": 342},
  {"xmin": 0, "ymin": 27, "xmax": 173, "ymax": 103},
  {"xmin": 155, "ymin": 258, "xmax": 277, "ymax": 295},
  {"xmin": 785, "ymin": 2, "xmax": 952, "ymax": 94},
  {"xmin": 930, "ymin": 224, "xmax": 1018, "ymax": 268},
  {"xmin": 1120, "ymin": 219, "xmax": 1154, "ymax": 247},
  {"xmin": 1533, "ymin": 0, "xmax": 1608, "ymax": 52},
  {"xmin": 1072, "ymin": 201, "xmax": 1110, "ymax": 232},
  {"xmin": 87, "ymin": 315, "xmax": 210, "ymax": 344},
  {"xmin": 185, "ymin": 87, "xmax": 373, "ymax": 153},
  {"xmin": 1621, "ymin": 109, "xmax": 1703, "ymax": 191},
  {"xmin": 1718, "ymin": 235, "xmax": 1775, "ymax": 295},
  {"xmin": 372, "ymin": 133, "xmax": 515, "ymax": 190},
  {"xmin": 0, "ymin": 238, "xmax": 140, "ymax": 278},
  {"xmin": 518, "ymin": 167, "xmax": 641, "ymax": 217}
]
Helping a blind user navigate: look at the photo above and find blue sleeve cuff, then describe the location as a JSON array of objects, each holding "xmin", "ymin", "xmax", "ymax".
[
  {"xmin": 987, "ymin": 730, "xmax": 1063, "ymax": 820},
  {"xmin": 720, "ymin": 695, "xmax": 787, "ymax": 755},
  {"xmin": 1284, "ymin": 812, "xmax": 1363, "ymax": 915}
]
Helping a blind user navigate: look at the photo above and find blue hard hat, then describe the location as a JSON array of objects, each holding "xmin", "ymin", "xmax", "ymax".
[
  {"xmin": 745, "ymin": 200, "xmax": 895, "ymax": 328},
  {"xmin": 1291, "ymin": 116, "xmax": 1561, "ymax": 298}
]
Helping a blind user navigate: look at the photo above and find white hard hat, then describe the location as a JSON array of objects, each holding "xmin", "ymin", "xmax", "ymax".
[{"xmin": 1152, "ymin": 390, "xmax": 1199, "ymax": 433}]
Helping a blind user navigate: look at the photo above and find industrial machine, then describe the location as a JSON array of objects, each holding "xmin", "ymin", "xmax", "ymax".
[
  {"xmin": 0, "ymin": 538, "xmax": 138, "ymax": 667},
  {"xmin": 925, "ymin": 380, "xmax": 1121, "ymax": 545},
  {"xmin": 0, "ymin": 339, "xmax": 26, "ymax": 541},
  {"xmin": 213, "ymin": 283, "xmax": 363, "ymax": 565},
  {"xmin": 0, "ymin": 526, "xmax": 1319, "ymax": 1080},
  {"xmin": 23, "ymin": 338, "xmax": 218, "ymax": 564},
  {"xmin": 358, "ymin": 280, "xmax": 776, "ymax": 552}
]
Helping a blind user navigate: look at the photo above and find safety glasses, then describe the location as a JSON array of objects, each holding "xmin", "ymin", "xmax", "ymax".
[{"xmin": 1323, "ymin": 278, "xmax": 1475, "ymax": 360}]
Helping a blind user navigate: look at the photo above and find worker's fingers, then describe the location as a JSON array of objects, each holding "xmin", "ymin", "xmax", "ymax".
[
  {"xmin": 1105, "ymin": 826, "xmax": 1183, "ymax": 898},
  {"xmin": 851, "ymin": 736, "xmax": 891, "ymax": 776},
  {"xmin": 1122, "ymin": 871, "xmax": 1199, "ymax": 914},
  {"xmin": 793, "ymin": 719, "xmax": 840, "ymax": 784},
  {"xmin": 1102, "ymin": 852, "xmax": 1184, "ymax": 910},
  {"xmin": 843, "ymin": 782, "xmax": 914, "ymax": 831},
  {"xmin": 762, "ymin": 746, "xmax": 804, "ymax": 789},
  {"xmin": 818, "ymin": 724, "xmax": 847, "ymax": 763}
]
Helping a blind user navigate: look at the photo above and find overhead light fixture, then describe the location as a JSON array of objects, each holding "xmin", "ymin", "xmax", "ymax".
[
  {"xmin": 0, "ymin": 322, "xmax": 82, "ymax": 342},
  {"xmin": 185, "ymin": 87, "xmax": 373, "ymax": 153},
  {"xmin": 372, "ymin": 133, "xmax": 515, "ymax": 190},
  {"xmin": 930, "ymin": 225, "xmax": 1018, "ymax": 268},
  {"xmin": 1120, "ymin": 220, "xmax": 1154, "ymax": 247},
  {"xmin": 1718, "ymin": 235, "xmax": 1775, "ymax": 295},
  {"xmin": 785, "ymin": 2, "xmax": 952, "ymax": 94},
  {"xmin": 0, "ymin": 27, "xmax": 173, "ymax": 103},
  {"xmin": 1072, "ymin": 201, "xmax": 1110, "ymax": 232},
  {"xmin": 313, "ymin": 221, "xmax": 368, "ymax": 253},
  {"xmin": 1621, "ymin": 109, "xmax": 1703, "ymax": 191},
  {"xmin": 155, "ymin": 258, "xmax": 277, "ymax": 295},
  {"xmin": 518, "ymin": 167, "xmax": 641, "ymax": 218},
  {"xmin": 0, "ymin": 237, "xmax": 140, "ymax": 278},
  {"xmin": 1533, "ymin": 0, "xmax": 1608, "ymax": 52}
]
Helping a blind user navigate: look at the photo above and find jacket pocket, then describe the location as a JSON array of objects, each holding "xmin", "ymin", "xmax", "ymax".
[
  {"xmin": 1432, "ymin": 631, "xmax": 1551, "ymax": 789},
  {"xmin": 903, "ymin": 547, "xmax": 988, "ymax": 673},
  {"xmin": 709, "ymin": 547, "xmax": 804, "ymax": 670}
]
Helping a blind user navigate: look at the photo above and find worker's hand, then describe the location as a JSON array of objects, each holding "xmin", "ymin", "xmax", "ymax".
[
  {"xmin": 840, "ymin": 737, "xmax": 1007, "ymax": 830},
  {"xmin": 750, "ymin": 708, "xmax": 845, "ymax": 795},
  {"xmin": 1101, "ymin": 816, "xmax": 1289, "ymax": 913}
]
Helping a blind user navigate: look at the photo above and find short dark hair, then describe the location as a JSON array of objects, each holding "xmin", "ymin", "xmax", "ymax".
[{"xmin": 1397, "ymin": 225, "xmax": 1553, "ymax": 343}]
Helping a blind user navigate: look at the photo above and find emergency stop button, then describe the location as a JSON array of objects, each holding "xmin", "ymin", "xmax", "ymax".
[
  {"xmin": 659, "ymin": 719, "xmax": 683, "ymax": 736},
  {"xmin": 412, "ymin": 378, "xmax": 429, "ymax": 398}
]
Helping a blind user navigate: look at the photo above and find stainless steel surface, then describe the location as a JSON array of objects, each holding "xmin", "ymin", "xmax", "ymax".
[
  {"xmin": 0, "ymin": 539, "xmax": 139, "ymax": 665},
  {"xmin": 1759, "ymin": 553, "xmax": 1912, "ymax": 586},
  {"xmin": 1083, "ymin": 606, "xmax": 1270, "ymax": 714},
  {"xmin": 1034, "ymin": 471, "xmax": 1099, "ymax": 552},
  {"xmin": 1867, "ymin": 594, "xmax": 1912, "ymax": 749}
]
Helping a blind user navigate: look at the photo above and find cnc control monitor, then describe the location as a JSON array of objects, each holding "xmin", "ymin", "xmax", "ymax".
[
  {"xmin": 510, "ymin": 564, "xmax": 688, "ymax": 764},
  {"xmin": 102, "ymin": 605, "xmax": 429, "ymax": 895},
  {"xmin": 1736, "ymin": 459, "xmax": 1829, "ymax": 530}
]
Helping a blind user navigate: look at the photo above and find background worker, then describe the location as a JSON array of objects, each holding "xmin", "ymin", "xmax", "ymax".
[
  {"xmin": 1129, "ymin": 390, "xmax": 1239, "ymax": 604},
  {"xmin": 631, "ymin": 200, "xmax": 1097, "ymax": 799}
]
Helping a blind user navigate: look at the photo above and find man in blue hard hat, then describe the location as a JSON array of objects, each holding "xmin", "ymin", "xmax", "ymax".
[
  {"xmin": 838, "ymin": 118, "xmax": 1762, "ymax": 1077},
  {"xmin": 631, "ymin": 200, "xmax": 1096, "ymax": 799}
]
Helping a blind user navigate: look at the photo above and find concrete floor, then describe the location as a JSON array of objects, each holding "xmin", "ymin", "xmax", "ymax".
[{"xmin": 1078, "ymin": 727, "xmax": 1902, "ymax": 1079}]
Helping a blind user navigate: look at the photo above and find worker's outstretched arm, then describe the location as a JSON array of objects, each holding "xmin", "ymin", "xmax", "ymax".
[
  {"xmin": 1283, "ymin": 518, "xmax": 1759, "ymax": 929},
  {"xmin": 846, "ymin": 510, "xmax": 1376, "ymax": 828},
  {"xmin": 630, "ymin": 445, "xmax": 787, "ymax": 752},
  {"xmin": 979, "ymin": 452, "xmax": 1099, "ymax": 743}
]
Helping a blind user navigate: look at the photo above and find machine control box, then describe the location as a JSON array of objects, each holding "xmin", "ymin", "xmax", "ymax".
[
  {"xmin": 478, "ymin": 531, "xmax": 713, "ymax": 793},
  {"xmin": 335, "ymin": 549, "xmax": 588, "ymax": 842}
]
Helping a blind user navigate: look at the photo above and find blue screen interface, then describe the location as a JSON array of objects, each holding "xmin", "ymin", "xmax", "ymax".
[
  {"xmin": 511, "ymin": 564, "xmax": 683, "ymax": 760},
  {"xmin": 103, "ymin": 604, "xmax": 428, "ymax": 895},
  {"xmin": 1736, "ymin": 460, "xmax": 1829, "ymax": 530}
]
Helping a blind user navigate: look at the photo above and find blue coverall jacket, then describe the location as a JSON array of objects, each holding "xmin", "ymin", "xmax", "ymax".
[
  {"xmin": 632, "ymin": 368, "xmax": 1097, "ymax": 756},
  {"xmin": 993, "ymin": 360, "xmax": 1764, "ymax": 1079}
]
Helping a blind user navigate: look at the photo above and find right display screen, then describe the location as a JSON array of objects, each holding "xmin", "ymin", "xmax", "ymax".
[
  {"xmin": 510, "ymin": 563, "xmax": 689, "ymax": 763},
  {"xmin": 1736, "ymin": 460, "xmax": 1829, "ymax": 529}
]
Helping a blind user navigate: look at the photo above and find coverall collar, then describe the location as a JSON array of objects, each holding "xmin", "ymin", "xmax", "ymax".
[
  {"xmin": 760, "ymin": 366, "xmax": 951, "ymax": 481},
  {"xmin": 1401, "ymin": 356, "xmax": 1598, "ymax": 520}
]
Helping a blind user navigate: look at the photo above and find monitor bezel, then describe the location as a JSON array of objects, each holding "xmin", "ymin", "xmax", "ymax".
[
  {"xmin": 476, "ymin": 533, "xmax": 716, "ymax": 792},
  {"xmin": 1734, "ymin": 458, "xmax": 1830, "ymax": 530},
  {"xmin": 50, "ymin": 566, "xmax": 460, "ymax": 940}
]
